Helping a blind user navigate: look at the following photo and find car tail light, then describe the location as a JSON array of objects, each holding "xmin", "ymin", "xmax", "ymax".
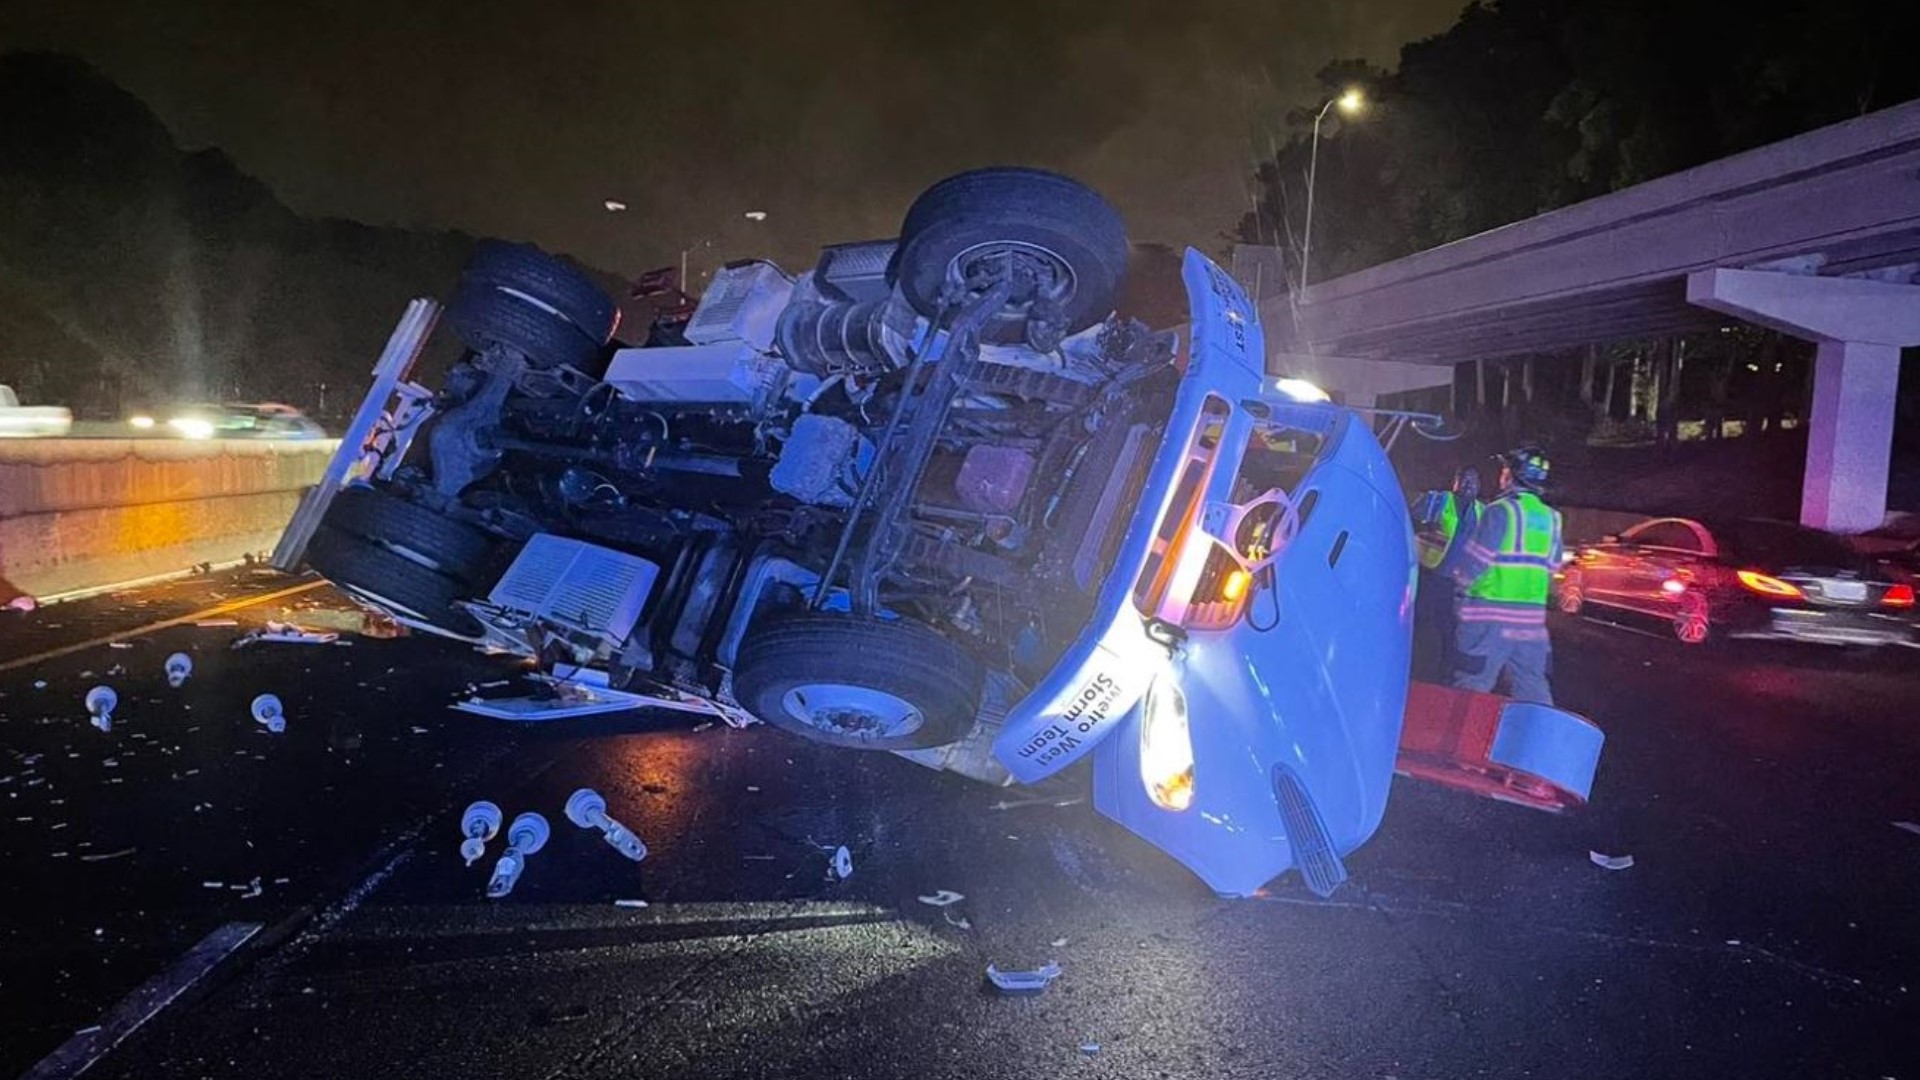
[
  {"xmin": 1737, "ymin": 570, "xmax": 1803, "ymax": 599},
  {"xmin": 1883, "ymin": 583, "xmax": 1915, "ymax": 608},
  {"xmin": 1660, "ymin": 578, "xmax": 1686, "ymax": 595}
]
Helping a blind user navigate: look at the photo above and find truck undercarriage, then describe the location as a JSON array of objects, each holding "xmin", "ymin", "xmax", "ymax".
[{"xmin": 285, "ymin": 168, "xmax": 1178, "ymax": 757}]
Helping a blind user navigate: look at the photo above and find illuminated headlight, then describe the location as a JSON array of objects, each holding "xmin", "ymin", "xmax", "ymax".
[
  {"xmin": 1274, "ymin": 378, "xmax": 1331, "ymax": 403},
  {"xmin": 169, "ymin": 417, "xmax": 216, "ymax": 439},
  {"xmin": 128, "ymin": 414, "xmax": 156, "ymax": 430},
  {"xmin": 1139, "ymin": 674, "xmax": 1194, "ymax": 811}
]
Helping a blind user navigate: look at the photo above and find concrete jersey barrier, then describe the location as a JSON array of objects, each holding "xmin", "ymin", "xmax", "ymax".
[{"xmin": 0, "ymin": 439, "xmax": 338, "ymax": 599}]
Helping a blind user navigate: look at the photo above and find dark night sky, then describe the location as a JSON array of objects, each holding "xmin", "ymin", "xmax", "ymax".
[{"xmin": 4, "ymin": 0, "xmax": 1460, "ymax": 278}]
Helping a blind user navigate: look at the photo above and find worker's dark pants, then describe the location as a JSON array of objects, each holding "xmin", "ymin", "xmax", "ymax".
[
  {"xmin": 1412, "ymin": 570, "xmax": 1458, "ymax": 682},
  {"xmin": 1450, "ymin": 621, "xmax": 1554, "ymax": 705}
]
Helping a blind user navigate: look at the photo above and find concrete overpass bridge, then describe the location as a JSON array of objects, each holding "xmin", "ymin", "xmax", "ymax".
[{"xmin": 1263, "ymin": 97, "xmax": 1920, "ymax": 533}]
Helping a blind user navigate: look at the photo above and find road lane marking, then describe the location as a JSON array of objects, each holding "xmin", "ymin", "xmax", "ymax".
[
  {"xmin": 21, "ymin": 921, "xmax": 262, "ymax": 1080},
  {"xmin": 0, "ymin": 580, "xmax": 328, "ymax": 675}
]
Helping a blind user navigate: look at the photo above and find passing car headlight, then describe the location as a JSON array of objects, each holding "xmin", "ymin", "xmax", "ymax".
[
  {"xmin": 128, "ymin": 414, "xmax": 156, "ymax": 430},
  {"xmin": 1140, "ymin": 674, "xmax": 1194, "ymax": 811},
  {"xmin": 169, "ymin": 416, "xmax": 216, "ymax": 440}
]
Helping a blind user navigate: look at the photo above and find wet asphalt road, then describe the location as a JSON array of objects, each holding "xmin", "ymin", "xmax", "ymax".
[{"xmin": 3, "ymin": 571, "xmax": 1918, "ymax": 1079}]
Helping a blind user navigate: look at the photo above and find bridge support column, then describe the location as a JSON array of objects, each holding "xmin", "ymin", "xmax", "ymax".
[{"xmin": 1686, "ymin": 269, "xmax": 1920, "ymax": 533}]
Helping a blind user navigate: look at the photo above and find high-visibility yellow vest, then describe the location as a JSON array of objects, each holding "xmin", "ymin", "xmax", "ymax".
[
  {"xmin": 1464, "ymin": 492, "xmax": 1560, "ymax": 606},
  {"xmin": 1415, "ymin": 490, "xmax": 1461, "ymax": 570}
]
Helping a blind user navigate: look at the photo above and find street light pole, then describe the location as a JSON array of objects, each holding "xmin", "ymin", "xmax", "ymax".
[
  {"xmin": 1300, "ymin": 88, "xmax": 1365, "ymax": 295},
  {"xmin": 1301, "ymin": 97, "xmax": 1336, "ymax": 295}
]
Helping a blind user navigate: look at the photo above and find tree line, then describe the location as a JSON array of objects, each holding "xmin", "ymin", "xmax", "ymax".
[{"xmin": 1236, "ymin": 0, "xmax": 1918, "ymax": 445}]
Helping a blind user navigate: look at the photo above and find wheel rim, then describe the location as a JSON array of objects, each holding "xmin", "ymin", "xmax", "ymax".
[
  {"xmin": 1674, "ymin": 596, "xmax": 1710, "ymax": 644},
  {"xmin": 781, "ymin": 684, "xmax": 925, "ymax": 741},
  {"xmin": 1556, "ymin": 577, "xmax": 1583, "ymax": 614},
  {"xmin": 946, "ymin": 240, "xmax": 1076, "ymax": 318}
]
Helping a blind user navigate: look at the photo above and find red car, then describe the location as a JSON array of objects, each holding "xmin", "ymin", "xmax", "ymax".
[{"xmin": 1554, "ymin": 516, "xmax": 1916, "ymax": 647}]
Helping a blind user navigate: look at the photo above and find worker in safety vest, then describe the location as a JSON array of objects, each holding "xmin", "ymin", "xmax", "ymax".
[
  {"xmin": 1447, "ymin": 445, "xmax": 1562, "ymax": 705},
  {"xmin": 1410, "ymin": 466, "xmax": 1481, "ymax": 681}
]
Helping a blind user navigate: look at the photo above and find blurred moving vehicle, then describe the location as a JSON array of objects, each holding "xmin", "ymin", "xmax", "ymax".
[
  {"xmin": 131, "ymin": 403, "xmax": 328, "ymax": 440},
  {"xmin": 277, "ymin": 169, "xmax": 1602, "ymax": 896},
  {"xmin": 1555, "ymin": 516, "xmax": 1916, "ymax": 647},
  {"xmin": 0, "ymin": 384, "xmax": 72, "ymax": 438},
  {"xmin": 1848, "ymin": 512, "xmax": 1920, "ymax": 588}
]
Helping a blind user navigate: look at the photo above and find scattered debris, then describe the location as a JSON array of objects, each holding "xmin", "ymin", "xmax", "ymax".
[
  {"xmin": 487, "ymin": 812, "xmax": 551, "ymax": 898},
  {"xmin": 79, "ymin": 847, "xmax": 135, "ymax": 862},
  {"xmin": 73, "ymin": 1025, "xmax": 102, "ymax": 1037},
  {"xmin": 604, "ymin": 199, "xmax": 628, "ymax": 212},
  {"xmin": 232, "ymin": 622, "xmax": 340, "ymax": 648},
  {"xmin": 33, "ymin": 680, "xmax": 46, "ymax": 690},
  {"xmin": 164, "ymin": 653, "xmax": 194, "ymax": 688},
  {"xmin": 985, "ymin": 962, "xmax": 1062, "ymax": 995},
  {"xmin": 943, "ymin": 911, "xmax": 972, "ymax": 931},
  {"xmin": 988, "ymin": 796, "xmax": 1086, "ymax": 811},
  {"xmin": 237, "ymin": 876, "xmax": 264, "ymax": 899},
  {"xmin": 85, "ymin": 686, "xmax": 118, "ymax": 733},
  {"xmin": 251, "ymin": 694, "xmax": 287, "ymax": 734},
  {"xmin": 828, "ymin": 845, "xmax": 853, "ymax": 881},
  {"xmin": 1589, "ymin": 851, "xmax": 1635, "ymax": 871},
  {"xmin": 459, "ymin": 801, "xmax": 504, "ymax": 866},
  {"xmin": 917, "ymin": 890, "xmax": 966, "ymax": 907},
  {"xmin": 1893, "ymin": 821, "xmax": 1920, "ymax": 838},
  {"xmin": 1050, "ymin": 937, "xmax": 1070, "ymax": 949},
  {"xmin": 1078, "ymin": 1043, "xmax": 1101, "ymax": 1056},
  {"xmin": 108, "ymin": 642, "xmax": 134, "ymax": 650},
  {"xmin": 565, "ymin": 788, "xmax": 648, "ymax": 862},
  {"xmin": 614, "ymin": 898, "xmax": 649, "ymax": 909},
  {"xmin": 691, "ymin": 722, "xmax": 715, "ymax": 733}
]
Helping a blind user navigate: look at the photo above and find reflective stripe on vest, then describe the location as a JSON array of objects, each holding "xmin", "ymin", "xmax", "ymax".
[
  {"xmin": 1416, "ymin": 491, "xmax": 1460, "ymax": 570},
  {"xmin": 1465, "ymin": 493, "xmax": 1557, "ymax": 606}
]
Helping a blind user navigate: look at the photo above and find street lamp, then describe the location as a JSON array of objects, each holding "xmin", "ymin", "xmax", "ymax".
[{"xmin": 1300, "ymin": 87, "xmax": 1366, "ymax": 294}]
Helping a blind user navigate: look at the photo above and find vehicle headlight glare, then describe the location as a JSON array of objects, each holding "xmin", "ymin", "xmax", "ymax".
[{"xmin": 1140, "ymin": 675, "xmax": 1194, "ymax": 811}]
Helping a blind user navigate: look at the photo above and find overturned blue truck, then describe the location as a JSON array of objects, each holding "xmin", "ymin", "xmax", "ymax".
[{"xmin": 276, "ymin": 168, "xmax": 1602, "ymax": 896}]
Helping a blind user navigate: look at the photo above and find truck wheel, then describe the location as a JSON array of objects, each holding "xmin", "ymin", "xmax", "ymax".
[
  {"xmin": 890, "ymin": 167, "xmax": 1128, "ymax": 349},
  {"xmin": 460, "ymin": 241, "xmax": 619, "ymax": 346},
  {"xmin": 320, "ymin": 485, "xmax": 497, "ymax": 588},
  {"xmin": 732, "ymin": 614, "xmax": 982, "ymax": 750},
  {"xmin": 447, "ymin": 279, "xmax": 603, "ymax": 371},
  {"xmin": 305, "ymin": 526, "xmax": 484, "ymax": 637}
]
